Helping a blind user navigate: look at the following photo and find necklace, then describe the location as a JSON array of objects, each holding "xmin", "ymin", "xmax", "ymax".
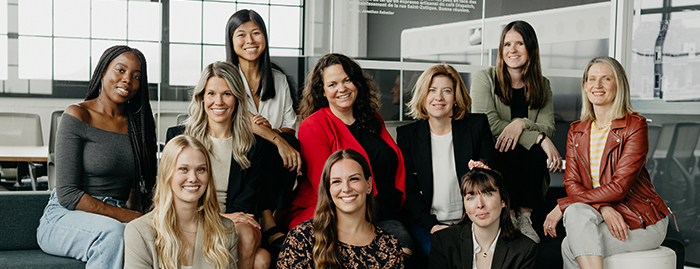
[
  {"xmin": 594, "ymin": 120, "xmax": 611, "ymax": 130},
  {"xmin": 482, "ymin": 252, "xmax": 488, "ymax": 258}
]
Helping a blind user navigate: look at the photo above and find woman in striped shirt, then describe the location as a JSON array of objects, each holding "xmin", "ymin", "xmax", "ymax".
[{"xmin": 543, "ymin": 56, "xmax": 671, "ymax": 269}]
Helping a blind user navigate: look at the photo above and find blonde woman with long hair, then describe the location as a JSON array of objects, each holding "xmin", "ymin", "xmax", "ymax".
[
  {"xmin": 277, "ymin": 149, "xmax": 404, "ymax": 269},
  {"xmin": 543, "ymin": 56, "xmax": 670, "ymax": 269},
  {"xmin": 167, "ymin": 61, "xmax": 271, "ymax": 269},
  {"xmin": 124, "ymin": 135, "xmax": 237, "ymax": 268}
]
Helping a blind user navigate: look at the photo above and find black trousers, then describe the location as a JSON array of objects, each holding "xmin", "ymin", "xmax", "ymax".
[
  {"xmin": 496, "ymin": 144, "xmax": 548, "ymax": 210},
  {"xmin": 258, "ymin": 132, "xmax": 300, "ymax": 212}
]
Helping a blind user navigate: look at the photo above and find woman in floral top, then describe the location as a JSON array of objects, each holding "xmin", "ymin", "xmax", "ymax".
[{"xmin": 277, "ymin": 149, "xmax": 404, "ymax": 269}]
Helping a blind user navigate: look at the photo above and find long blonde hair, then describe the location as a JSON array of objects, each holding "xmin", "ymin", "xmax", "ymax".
[
  {"xmin": 185, "ymin": 61, "xmax": 254, "ymax": 168},
  {"xmin": 152, "ymin": 135, "xmax": 233, "ymax": 269},
  {"xmin": 580, "ymin": 56, "xmax": 638, "ymax": 122}
]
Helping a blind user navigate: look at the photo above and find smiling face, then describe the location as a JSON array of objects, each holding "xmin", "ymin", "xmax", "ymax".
[
  {"xmin": 464, "ymin": 188, "xmax": 505, "ymax": 229},
  {"xmin": 329, "ymin": 158, "xmax": 372, "ymax": 217},
  {"xmin": 100, "ymin": 52, "xmax": 141, "ymax": 104},
  {"xmin": 584, "ymin": 63, "xmax": 617, "ymax": 112},
  {"xmin": 502, "ymin": 29, "xmax": 529, "ymax": 71},
  {"xmin": 424, "ymin": 75, "xmax": 455, "ymax": 120},
  {"xmin": 232, "ymin": 21, "xmax": 266, "ymax": 64},
  {"xmin": 323, "ymin": 64, "xmax": 358, "ymax": 115},
  {"xmin": 170, "ymin": 146, "xmax": 209, "ymax": 208},
  {"xmin": 203, "ymin": 76, "xmax": 236, "ymax": 127}
]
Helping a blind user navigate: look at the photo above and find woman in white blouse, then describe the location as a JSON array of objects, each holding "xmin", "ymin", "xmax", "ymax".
[{"xmin": 225, "ymin": 9, "xmax": 300, "ymax": 254}]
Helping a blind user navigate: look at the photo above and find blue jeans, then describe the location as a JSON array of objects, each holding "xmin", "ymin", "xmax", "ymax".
[
  {"xmin": 561, "ymin": 203, "xmax": 668, "ymax": 269},
  {"xmin": 408, "ymin": 224, "xmax": 432, "ymax": 260},
  {"xmin": 37, "ymin": 190, "xmax": 127, "ymax": 269}
]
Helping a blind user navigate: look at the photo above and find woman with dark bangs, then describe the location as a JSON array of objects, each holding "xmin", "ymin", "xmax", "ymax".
[
  {"xmin": 471, "ymin": 20, "xmax": 562, "ymax": 243},
  {"xmin": 277, "ymin": 149, "xmax": 404, "ymax": 269},
  {"xmin": 429, "ymin": 161, "xmax": 537, "ymax": 269}
]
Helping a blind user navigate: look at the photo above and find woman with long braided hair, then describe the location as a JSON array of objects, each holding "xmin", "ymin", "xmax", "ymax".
[{"xmin": 36, "ymin": 45, "xmax": 157, "ymax": 268}]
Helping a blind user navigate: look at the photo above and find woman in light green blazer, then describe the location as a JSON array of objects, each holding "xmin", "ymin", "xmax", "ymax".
[{"xmin": 471, "ymin": 20, "xmax": 562, "ymax": 244}]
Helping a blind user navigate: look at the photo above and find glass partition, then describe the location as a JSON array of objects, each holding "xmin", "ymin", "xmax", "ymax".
[{"xmin": 629, "ymin": 0, "xmax": 700, "ymax": 266}]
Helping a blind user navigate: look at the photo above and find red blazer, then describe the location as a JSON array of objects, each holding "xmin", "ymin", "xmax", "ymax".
[
  {"xmin": 557, "ymin": 112, "xmax": 670, "ymax": 230},
  {"xmin": 286, "ymin": 107, "xmax": 406, "ymax": 230}
]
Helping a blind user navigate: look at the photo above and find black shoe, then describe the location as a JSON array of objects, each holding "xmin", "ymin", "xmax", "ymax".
[{"xmin": 262, "ymin": 226, "xmax": 286, "ymax": 253}]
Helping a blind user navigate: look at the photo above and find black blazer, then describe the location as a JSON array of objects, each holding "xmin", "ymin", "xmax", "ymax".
[
  {"xmin": 429, "ymin": 223, "xmax": 537, "ymax": 269},
  {"xmin": 396, "ymin": 114, "xmax": 496, "ymax": 230},
  {"xmin": 166, "ymin": 126, "xmax": 267, "ymax": 214}
]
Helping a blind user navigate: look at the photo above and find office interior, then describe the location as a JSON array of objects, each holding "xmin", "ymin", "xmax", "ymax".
[{"xmin": 0, "ymin": 0, "xmax": 699, "ymax": 267}]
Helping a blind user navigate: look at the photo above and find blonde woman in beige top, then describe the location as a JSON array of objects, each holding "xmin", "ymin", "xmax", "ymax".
[{"xmin": 125, "ymin": 135, "xmax": 238, "ymax": 269}]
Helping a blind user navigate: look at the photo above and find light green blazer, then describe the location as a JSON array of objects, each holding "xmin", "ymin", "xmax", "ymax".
[
  {"xmin": 470, "ymin": 66, "xmax": 555, "ymax": 150},
  {"xmin": 124, "ymin": 212, "xmax": 239, "ymax": 269}
]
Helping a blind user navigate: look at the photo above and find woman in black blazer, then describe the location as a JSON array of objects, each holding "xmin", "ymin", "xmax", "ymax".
[
  {"xmin": 429, "ymin": 163, "xmax": 536, "ymax": 269},
  {"xmin": 166, "ymin": 62, "xmax": 271, "ymax": 269},
  {"xmin": 397, "ymin": 64, "xmax": 496, "ymax": 259}
]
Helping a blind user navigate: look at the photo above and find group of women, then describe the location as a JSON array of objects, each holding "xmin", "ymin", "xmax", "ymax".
[{"xmin": 34, "ymin": 9, "xmax": 671, "ymax": 269}]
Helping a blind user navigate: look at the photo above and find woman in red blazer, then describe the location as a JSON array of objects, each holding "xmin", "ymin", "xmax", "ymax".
[
  {"xmin": 286, "ymin": 53, "xmax": 411, "ymax": 255},
  {"xmin": 543, "ymin": 56, "xmax": 671, "ymax": 269}
]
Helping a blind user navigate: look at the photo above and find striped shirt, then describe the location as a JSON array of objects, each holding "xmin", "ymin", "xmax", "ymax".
[{"xmin": 589, "ymin": 121, "xmax": 611, "ymax": 188}]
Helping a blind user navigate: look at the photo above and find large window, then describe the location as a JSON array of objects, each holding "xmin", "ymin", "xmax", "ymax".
[
  {"xmin": 0, "ymin": 0, "xmax": 304, "ymax": 144},
  {"xmin": 0, "ymin": 0, "xmax": 303, "ymax": 98}
]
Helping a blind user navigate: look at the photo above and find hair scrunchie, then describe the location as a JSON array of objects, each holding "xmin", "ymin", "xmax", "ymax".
[{"xmin": 468, "ymin": 159, "xmax": 491, "ymax": 170}]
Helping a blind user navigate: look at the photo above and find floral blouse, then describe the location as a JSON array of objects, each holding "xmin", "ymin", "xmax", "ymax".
[{"xmin": 276, "ymin": 220, "xmax": 404, "ymax": 268}]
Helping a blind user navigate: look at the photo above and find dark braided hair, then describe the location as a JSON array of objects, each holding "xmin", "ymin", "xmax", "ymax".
[
  {"xmin": 225, "ymin": 9, "xmax": 276, "ymax": 102},
  {"xmin": 299, "ymin": 53, "xmax": 382, "ymax": 134},
  {"xmin": 86, "ymin": 45, "xmax": 157, "ymax": 212}
]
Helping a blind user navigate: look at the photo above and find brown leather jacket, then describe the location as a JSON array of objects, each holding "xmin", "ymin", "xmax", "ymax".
[{"xmin": 557, "ymin": 112, "xmax": 671, "ymax": 230}]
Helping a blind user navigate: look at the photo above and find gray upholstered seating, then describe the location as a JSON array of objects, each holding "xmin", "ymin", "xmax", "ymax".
[{"xmin": 0, "ymin": 192, "xmax": 85, "ymax": 268}]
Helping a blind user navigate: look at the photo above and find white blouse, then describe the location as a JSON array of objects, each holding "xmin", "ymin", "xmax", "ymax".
[
  {"xmin": 240, "ymin": 67, "xmax": 297, "ymax": 130},
  {"xmin": 430, "ymin": 131, "xmax": 462, "ymax": 224},
  {"xmin": 472, "ymin": 224, "xmax": 501, "ymax": 269}
]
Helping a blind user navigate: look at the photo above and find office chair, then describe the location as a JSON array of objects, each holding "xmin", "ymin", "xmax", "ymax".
[{"xmin": 47, "ymin": 110, "xmax": 64, "ymax": 191}]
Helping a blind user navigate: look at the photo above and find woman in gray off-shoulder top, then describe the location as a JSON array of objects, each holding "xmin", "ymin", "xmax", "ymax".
[{"xmin": 36, "ymin": 45, "xmax": 157, "ymax": 269}]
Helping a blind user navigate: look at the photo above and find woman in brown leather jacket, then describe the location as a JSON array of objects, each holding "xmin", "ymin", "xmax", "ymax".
[{"xmin": 542, "ymin": 56, "xmax": 671, "ymax": 269}]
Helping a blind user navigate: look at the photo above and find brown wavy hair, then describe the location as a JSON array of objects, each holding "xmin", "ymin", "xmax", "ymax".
[
  {"xmin": 495, "ymin": 20, "xmax": 545, "ymax": 109},
  {"xmin": 312, "ymin": 149, "xmax": 376, "ymax": 269},
  {"xmin": 299, "ymin": 53, "xmax": 382, "ymax": 134}
]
